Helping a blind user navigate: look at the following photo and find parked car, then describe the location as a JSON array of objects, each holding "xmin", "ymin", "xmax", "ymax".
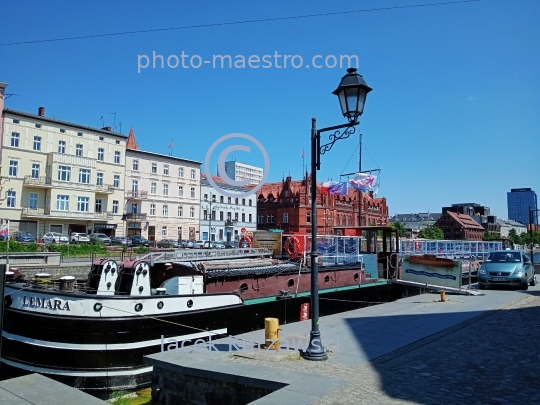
[
  {"xmin": 129, "ymin": 235, "xmax": 150, "ymax": 247},
  {"xmin": 89, "ymin": 233, "xmax": 112, "ymax": 245},
  {"xmin": 42, "ymin": 232, "xmax": 69, "ymax": 244},
  {"xmin": 70, "ymin": 232, "xmax": 90, "ymax": 243},
  {"xmin": 212, "ymin": 241, "xmax": 226, "ymax": 249},
  {"xmin": 111, "ymin": 237, "xmax": 133, "ymax": 246},
  {"xmin": 181, "ymin": 239, "xmax": 194, "ymax": 248},
  {"xmin": 0, "ymin": 234, "xmax": 8, "ymax": 241},
  {"xmin": 478, "ymin": 250, "xmax": 536, "ymax": 290},
  {"xmin": 224, "ymin": 241, "xmax": 236, "ymax": 249},
  {"xmin": 12, "ymin": 232, "xmax": 36, "ymax": 243},
  {"xmin": 192, "ymin": 240, "xmax": 205, "ymax": 249},
  {"xmin": 156, "ymin": 239, "xmax": 180, "ymax": 248}
]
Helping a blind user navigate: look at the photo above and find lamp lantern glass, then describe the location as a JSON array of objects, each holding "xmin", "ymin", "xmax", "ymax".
[{"xmin": 333, "ymin": 68, "xmax": 372, "ymax": 122}]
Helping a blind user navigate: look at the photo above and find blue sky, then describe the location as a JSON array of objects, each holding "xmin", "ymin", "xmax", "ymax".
[{"xmin": 1, "ymin": 0, "xmax": 538, "ymax": 219}]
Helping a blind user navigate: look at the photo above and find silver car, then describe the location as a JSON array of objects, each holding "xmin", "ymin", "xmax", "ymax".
[
  {"xmin": 478, "ymin": 250, "xmax": 536, "ymax": 290},
  {"xmin": 90, "ymin": 233, "xmax": 112, "ymax": 245},
  {"xmin": 42, "ymin": 232, "xmax": 69, "ymax": 244},
  {"xmin": 70, "ymin": 232, "xmax": 90, "ymax": 243}
]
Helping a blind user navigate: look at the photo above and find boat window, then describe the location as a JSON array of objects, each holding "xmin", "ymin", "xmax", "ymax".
[
  {"xmin": 287, "ymin": 279, "xmax": 294, "ymax": 288},
  {"xmin": 239, "ymin": 283, "xmax": 248, "ymax": 294}
]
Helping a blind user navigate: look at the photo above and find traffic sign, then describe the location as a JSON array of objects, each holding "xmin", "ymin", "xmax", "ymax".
[{"xmin": 240, "ymin": 227, "xmax": 247, "ymax": 234}]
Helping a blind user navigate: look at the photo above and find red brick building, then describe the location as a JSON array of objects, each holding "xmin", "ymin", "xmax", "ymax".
[
  {"xmin": 256, "ymin": 175, "xmax": 389, "ymax": 234},
  {"xmin": 434, "ymin": 211, "xmax": 485, "ymax": 241}
]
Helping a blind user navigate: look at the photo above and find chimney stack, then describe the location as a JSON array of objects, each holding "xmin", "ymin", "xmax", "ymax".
[
  {"xmin": 101, "ymin": 126, "xmax": 112, "ymax": 131},
  {"xmin": 38, "ymin": 106, "xmax": 45, "ymax": 117}
]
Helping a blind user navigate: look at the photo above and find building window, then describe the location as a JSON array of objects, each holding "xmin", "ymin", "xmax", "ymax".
[
  {"xmin": 77, "ymin": 196, "xmax": 89, "ymax": 212},
  {"xmin": 203, "ymin": 209, "xmax": 208, "ymax": 220},
  {"xmin": 227, "ymin": 212, "xmax": 232, "ymax": 220},
  {"xmin": 35, "ymin": 124, "xmax": 41, "ymax": 128},
  {"xmin": 163, "ymin": 164, "xmax": 169, "ymax": 175},
  {"xmin": 235, "ymin": 198, "xmax": 239, "ymax": 205},
  {"xmin": 163, "ymin": 183, "xmax": 169, "ymax": 196},
  {"xmin": 258, "ymin": 214, "xmax": 265, "ymax": 224},
  {"xmin": 6, "ymin": 191, "xmax": 16, "ymax": 208},
  {"xmin": 12, "ymin": 119, "xmax": 19, "ymax": 124},
  {"xmin": 11, "ymin": 132, "xmax": 20, "ymax": 147},
  {"xmin": 190, "ymin": 207, "xmax": 195, "ymax": 218},
  {"xmin": 307, "ymin": 212, "xmax": 311, "ymax": 223},
  {"xmin": 33, "ymin": 136, "xmax": 41, "ymax": 151},
  {"xmin": 113, "ymin": 174, "xmax": 120, "ymax": 188},
  {"xmin": 31, "ymin": 163, "xmax": 40, "ymax": 179},
  {"xmin": 219, "ymin": 196, "xmax": 223, "ymax": 203},
  {"xmin": 178, "ymin": 205, "xmax": 183, "ymax": 217},
  {"xmin": 204, "ymin": 193, "xmax": 208, "ymax": 201},
  {"xmin": 242, "ymin": 198, "xmax": 246, "ymax": 205},
  {"xmin": 9, "ymin": 160, "xmax": 18, "ymax": 177},
  {"xmin": 60, "ymin": 128, "xmax": 66, "ymax": 133},
  {"xmin": 56, "ymin": 195, "xmax": 69, "ymax": 211},
  {"xmin": 132, "ymin": 180, "xmax": 139, "ymax": 193},
  {"xmin": 249, "ymin": 214, "xmax": 252, "ymax": 222},
  {"xmin": 241, "ymin": 213, "xmax": 245, "ymax": 222},
  {"xmin": 178, "ymin": 185, "xmax": 184, "ymax": 197},
  {"xmin": 114, "ymin": 151, "xmax": 121, "ymax": 164},
  {"xmin": 190, "ymin": 187, "xmax": 195, "ymax": 198},
  {"xmin": 112, "ymin": 200, "xmax": 119, "ymax": 214},
  {"xmin": 162, "ymin": 226, "xmax": 167, "ymax": 236},
  {"xmin": 97, "ymin": 148, "xmax": 104, "ymax": 161},
  {"xmin": 76, "ymin": 144, "xmax": 83, "ymax": 157},
  {"xmin": 79, "ymin": 168, "xmax": 91, "ymax": 184},
  {"xmin": 99, "ymin": 136, "xmax": 104, "ymax": 141},
  {"xmin": 150, "ymin": 204, "xmax": 156, "ymax": 216},
  {"xmin": 179, "ymin": 167, "xmax": 184, "ymax": 177},
  {"xmin": 177, "ymin": 227, "xmax": 182, "ymax": 238},
  {"xmin": 96, "ymin": 172, "xmax": 104, "ymax": 186},
  {"xmin": 133, "ymin": 159, "xmax": 139, "ymax": 171},
  {"xmin": 163, "ymin": 205, "xmax": 168, "ymax": 217},
  {"xmin": 249, "ymin": 199, "xmax": 252, "ymax": 206},
  {"xmin": 58, "ymin": 140, "xmax": 66, "ymax": 153},
  {"xmin": 151, "ymin": 162, "xmax": 157, "ymax": 174},
  {"xmin": 95, "ymin": 198, "xmax": 102, "ymax": 213},
  {"xmin": 220, "ymin": 211, "xmax": 224, "ymax": 221},
  {"xmin": 150, "ymin": 182, "xmax": 157, "ymax": 194},
  {"xmin": 58, "ymin": 165, "xmax": 71, "ymax": 182},
  {"xmin": 29, "ymin": 192, "xmax": 38, "ymax": 209},
  {"xmin": 77, "ymin": 132, "xmax": 83, "ymax": 137},
  {"xmin": 228, "ymin": 197, "xmax": 231, "ymax": 204},
  {"xmin": 267, "ymin": 214, "xmax": 274, "ymax": 223},
  {"xmin": 190, "ymin": 169, "xmax": 196, "ymax": 179}
]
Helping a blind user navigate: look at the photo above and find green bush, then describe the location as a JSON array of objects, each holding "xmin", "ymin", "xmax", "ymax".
[
  {"xmin": 134, "ymin": 246, "xmax": 150, "ymax": 255},
  {"xmin": 47, "ymin": 243, "xmax": 108, "ymax": 257},
  {"xmin": 0, "ymin": 241, "xmax": 39, "ymax": 253}
]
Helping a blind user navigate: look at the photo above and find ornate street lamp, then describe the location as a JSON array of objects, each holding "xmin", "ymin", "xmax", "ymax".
[{"xmin": 302, "ymin": 68, "xmax": 372, "ymax": 361}]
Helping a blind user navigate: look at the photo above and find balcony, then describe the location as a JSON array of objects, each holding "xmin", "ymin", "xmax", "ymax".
[
  {"xmin": 51, "ymin": 152, "xmax": 97, "ymax": 168},
  {"xmin": 24, "ymin": 176, "xmax": 115, "ymax": 194},
  {"xmin": 21, "ymin": 207, "xmax": 113, "ymax": 220},
  {"xmin": 123, "ymin": 213, "xmax": 148, "ymax": 221},
  {"xmin": 126, "ymin": 190, "xmax": 148, "ymax": 199}
]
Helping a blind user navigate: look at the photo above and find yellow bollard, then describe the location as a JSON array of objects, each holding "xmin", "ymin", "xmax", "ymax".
[
  {"xmin": 264, "ymin": 318, "xmax": 281, "ymax": 350},
  {"xmin": 440, "ymin": 290, "xmax": 446, "ymax": 302}
]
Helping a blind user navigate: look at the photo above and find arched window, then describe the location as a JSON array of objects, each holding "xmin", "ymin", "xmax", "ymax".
[{"xmin": 306, "ymin": 212, "xmax": 311, "ymax": 224}]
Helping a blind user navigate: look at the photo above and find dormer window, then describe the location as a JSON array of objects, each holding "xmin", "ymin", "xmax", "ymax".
[{"xmin": 269, "ymin": 196, "xmax": 274, "ymax": 202}]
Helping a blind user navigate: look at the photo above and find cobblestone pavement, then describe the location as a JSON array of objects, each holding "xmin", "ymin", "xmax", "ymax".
[{"xmin": 224, "ymin": 292, "xmax": 540, "ymax": 404}]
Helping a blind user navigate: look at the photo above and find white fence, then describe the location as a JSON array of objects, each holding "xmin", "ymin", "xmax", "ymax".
[{"xmin": 400, "ymin": 239, "xmax": 503, "ymax": 259}]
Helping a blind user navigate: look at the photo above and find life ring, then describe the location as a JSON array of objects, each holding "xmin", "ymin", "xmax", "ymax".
[
  {"xmin": 238, "ymin": 235, "xmax": 252, "ymax": 248},
  {"xmin": 284, "ymin": 236, "xmax": 302, "ymax": 259}
]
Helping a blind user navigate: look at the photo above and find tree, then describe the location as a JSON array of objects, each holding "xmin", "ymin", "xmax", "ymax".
[
  {"xmin": 418, "ymin": 225, "xmax": 444, "ymax": 240},
  {"xmin": 507, "ymin": 228, "xmax": 520, "ymax": 245},
  {"xmin": 482, "ymin": 231, "xmax": 500, "ymax": 241},
  {"xmin": 389, "ymin": 221, "xmax": 407, "ymax": 237}
]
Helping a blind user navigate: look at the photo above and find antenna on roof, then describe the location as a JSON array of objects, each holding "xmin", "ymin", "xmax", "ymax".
[
  {"xmin": 100, "ymin": 116, "xmax": 104, "ymax": 127},
  {"xmin": 5, "ymin": 94, "xmax": 18, "ymax": 99},
  {"xmin": 109, "ymin": 113, "xmax": 116, "ymax": 130}
]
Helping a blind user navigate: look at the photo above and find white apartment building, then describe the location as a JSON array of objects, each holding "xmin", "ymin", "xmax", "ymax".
[
  {"xmin": 0, "ymin": 104, "xmax": 126, "ymax": 238},
  {"xmin": 125, "ymin": 131, "xmax": 201, "ymax": 243},
  {"xmin": 224, "ymin": 161, "xmax": 263, "ymax": 185},
  {"xmin": 200, "ymin": 176, "xmax": 257, "ymax": 242}
]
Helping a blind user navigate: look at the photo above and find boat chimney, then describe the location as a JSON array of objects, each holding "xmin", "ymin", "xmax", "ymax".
[{"xmin": 34, "ymin": 273, "xmax": 51, "ymax": 288}]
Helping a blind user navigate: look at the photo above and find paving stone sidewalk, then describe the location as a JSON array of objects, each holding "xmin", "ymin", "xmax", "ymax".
[{"xmin": 223, "ymin": 292, "xmax": 540, "ymax": 405}]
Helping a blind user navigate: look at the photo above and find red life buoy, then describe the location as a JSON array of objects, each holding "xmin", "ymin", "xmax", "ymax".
[
  {"xmin": 284, "ymin": 236, "xmax": 302, "ymax": 259},
  {"xmin": 238, "ymin": 235, "xmax": 252, "ymax": 248}
]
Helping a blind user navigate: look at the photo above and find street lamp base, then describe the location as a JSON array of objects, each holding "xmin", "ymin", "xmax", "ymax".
[{"xmin": 300, "ymin": 331, "xmax": 328, "ymax": 361}]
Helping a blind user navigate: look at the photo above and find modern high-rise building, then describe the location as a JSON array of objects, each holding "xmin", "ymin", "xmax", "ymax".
[
  {"xmin": 224, "ymin": 161, "xmax": 263, "ymax": 185},
  {"xmin": 507, "ymin": 188, "xmax": 538, "ymax": 225}
]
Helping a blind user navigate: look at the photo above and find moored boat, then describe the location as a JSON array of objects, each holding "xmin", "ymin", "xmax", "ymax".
[{"xmin": 408, "ymin": 254, "xmax": 455, "ymax": 267}]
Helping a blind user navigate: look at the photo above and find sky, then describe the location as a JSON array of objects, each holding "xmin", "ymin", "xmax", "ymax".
[{"xmin": 1, "ymin": 0, "xmax": 538, "ymax": 219}]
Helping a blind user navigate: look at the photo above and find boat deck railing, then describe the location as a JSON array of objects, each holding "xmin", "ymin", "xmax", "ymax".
[
  {"xmin": 400, "ymin": 239, "xmax": 503, "ymax": 259},
  {"xmin": 139, "ymin": 248, "xmax": 273, "ymax": 265}
]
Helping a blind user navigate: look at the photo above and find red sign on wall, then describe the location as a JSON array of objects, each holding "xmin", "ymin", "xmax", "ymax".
[
  {"xmin": 240, "ymin": 227, "xmax": 247, "ymax": 234},
  {"xmin": 300, "ymin": 303, "xmax": 310, "ymax": 321}
]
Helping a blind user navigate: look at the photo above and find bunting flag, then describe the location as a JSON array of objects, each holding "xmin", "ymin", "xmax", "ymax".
[
  {"xmin": 321, "ymin": 181, "xmax": 348, "ymax": 195},
  {"xmin": 0, "ymin": 222, "xmax": 9, "ymax": 238},
  {"xmin": 348, "ymin": 173, "xmax": 377, "ymax": 192}
]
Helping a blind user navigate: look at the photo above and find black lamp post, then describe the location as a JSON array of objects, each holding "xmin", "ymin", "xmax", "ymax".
[
  {"xmin": 301, "ymin": 68, "xmax": 372, "ymax": 361},
  {"xmin": 529, "ymin": 208, "xmax": 539, "ymax": 264}
]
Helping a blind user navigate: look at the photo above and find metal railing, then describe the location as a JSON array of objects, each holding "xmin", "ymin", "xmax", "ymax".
[{"xmin": 400, "ymin": 239, "xmax": 503, "ymax": 258}]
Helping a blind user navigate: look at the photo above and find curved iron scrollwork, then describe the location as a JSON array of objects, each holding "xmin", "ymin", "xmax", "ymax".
[{"xmin": 319, "ymin": 124, "xmax": 357, "ymax": 155}]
